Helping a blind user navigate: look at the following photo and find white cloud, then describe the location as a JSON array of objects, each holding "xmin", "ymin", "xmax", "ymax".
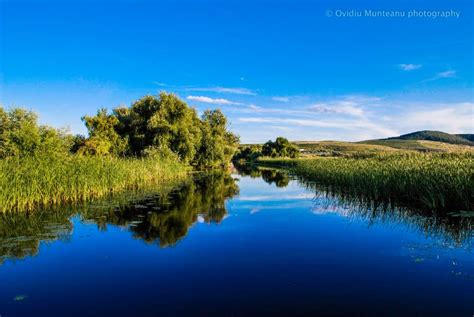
[
  {"xmin": 398, "ymin": 64, "xmax": 422, "ymax": 71},
  {"xmin": 238, "ymin": 117, "xmax": 397, "ymax": 138},
  {"xmin": 436, "ymin": 70, "xmax": 456, "ymax": 78},
  {"xmin": 186, "ymin": 86, "xmax": 256, "ymax": 95},
  {"xmin": 308, "ymin": 102, "xmax": 364, "ymax": 117},
  {"xmin": 152, "ymin": 82, "xmax": 168, "ymax": 87},
  {"xmin": 421, "ymin": 70, "xmax": 457, "ymax": 83},
  {"xmin": 186, "ymin": 95, "xmax": 242, "ymax": 105},
  {"xmin": 306, "ymin": 96, "xmax": 374, "ymax": 117},
  {"xmin": 394, "ymin": 102, "xmax": 473, "ymax": 134},
  {"xmin": 272, "ymin": 96, "xmax": 289, "ymax": 102}
]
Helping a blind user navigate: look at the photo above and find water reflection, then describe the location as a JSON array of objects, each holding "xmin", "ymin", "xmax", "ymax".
[
  {"xmin": 83, "ymin": 172, "xmax": 239, "ymax": 247},
  {"xmin": 1, "ymin": 166, "xmax": 472, "ymax": 265},
  {"xmin": 0, "ymin": 210, "xmax": 74, "ymax": 264},
  {"xmin": 235, "ymin": 164, "xmax": 290, "ymax": 187},
  {"xmin": 234, "ymin": 163, "xmax": 473, "ymax": 245},
  {"xmin": 0, "ymin": 172, "xmax": 238, "ymax": 263}
]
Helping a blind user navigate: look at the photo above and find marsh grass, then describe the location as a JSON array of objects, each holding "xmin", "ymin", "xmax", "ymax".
[
  {"xmin": 0, "ymin": 155, "xmax": 189, "ymax": 212},
  {"xmin": 258, "ymin": 152, "xmax": 474, "ymax": 213}
]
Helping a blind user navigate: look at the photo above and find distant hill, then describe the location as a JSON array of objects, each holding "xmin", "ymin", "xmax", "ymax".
[
  {"xmin": 386, "ymin": 130, "xmax": 474, "ymax": 146},
  {"xmin": 456, "ymin": 134, "xmax": 474, "ymax": 142},
  {"xmin": 358, "ymin": 130, "xmax": 474, "ymax": 152}
]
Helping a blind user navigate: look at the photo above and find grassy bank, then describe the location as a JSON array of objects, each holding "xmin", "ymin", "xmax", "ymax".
[
  {"xmin": 0, "ymin": 155, "xmax": 189, "ymax": 212},
  {"xmin": 258, "ymin": 153, "xmax": 474, "ymax": 213}
]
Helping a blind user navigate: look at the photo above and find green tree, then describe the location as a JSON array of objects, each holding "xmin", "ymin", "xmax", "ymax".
[
  {"xmin": 262, "ymin": 137, "xmax": 299, "ymax": 158},
  {"xmin": 79, "ymin": 108, "xmax": 128, "ymax": 156},
  {"xmin": 196, "ymin": 109, "xmax": 239, "ymax": 168},
  {"xmin": 0, "ymin": 107, "xmax": 71, "ymax": 158},
  {"xmin": 114, "ymin": 93, "xmax": 202, "ymax": 163}
]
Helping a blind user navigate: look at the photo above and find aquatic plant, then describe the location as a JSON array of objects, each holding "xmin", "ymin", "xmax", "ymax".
[
  {"xmin": 0, "ymin": 154, "xmax": 188, "ymax": 212},
  {"xmin": 258, "ymin": 152, "xmax": 474, "ymax": 213}
]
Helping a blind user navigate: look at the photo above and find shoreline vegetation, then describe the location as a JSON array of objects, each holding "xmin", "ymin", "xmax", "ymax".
[
  {"xmin": 255, "ymin": 152, "xmax": 474, "ymax": 214},
  {"xmin": 0, "ymin": 155, "xmax": 188, "ymax": 212},
  {"xmin": 0, "ymin": 92, "xmax": 238, "ymax": 213}
]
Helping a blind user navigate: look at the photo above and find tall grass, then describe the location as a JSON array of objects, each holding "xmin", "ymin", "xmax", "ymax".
[
  {"xmin": 258, "ymin": 152, "xmax": 474, "ymax": 213},
  {"xmin": 0, "ymin": 155, "xmax": 189, "ymax": 212}
]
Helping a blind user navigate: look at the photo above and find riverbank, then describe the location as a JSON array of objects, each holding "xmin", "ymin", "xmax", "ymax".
[
  {"xmin": 0, "ymin": 155, "xmax": 189, "ymax": 212},
  {"xmin": 257, "ymin": 152, "xmax": 474, "ymax": 213}
]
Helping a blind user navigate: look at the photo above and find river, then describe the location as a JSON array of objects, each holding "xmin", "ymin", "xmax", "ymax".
[{"xmin": 0, "ymin": 168, "xmax": 473, "ymax": 316}]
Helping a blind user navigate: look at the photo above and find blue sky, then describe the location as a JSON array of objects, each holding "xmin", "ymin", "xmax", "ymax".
[{"xmin": 0, "ymin": 0, "xmax": 473, "ymax": 143}]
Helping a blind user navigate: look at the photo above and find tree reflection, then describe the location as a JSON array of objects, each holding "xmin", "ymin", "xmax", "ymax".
[
  {"xmin": 233, "ymin": 164, "xmax": 290, "ymax": 187},
  {"xmin": 0, "ymin": 172, "xmax": 238, "ymax": 262},
  {"xmin": 84, "ymin": 171, "xmax": 239, "ymax": 247},
  {"xmin": 0, "ymin": 210, "xmax": 74, "ymax": 264}
]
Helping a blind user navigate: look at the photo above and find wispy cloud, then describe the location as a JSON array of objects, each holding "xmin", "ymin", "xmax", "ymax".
[
  {"xmin": 436, "ymin": 70, "xmax": 457, "ymax": 78},
  {"xmin": 398, "ymin": 64, "xmax": 422, "ymax": 71},
  {"xmin": 187, "ymin": 95, "xmax": 242, "ymax": 105},
  {"xmin": 308, "ymin": 102, "xmax": 364, "ymax": 117},
  {"xmin": 393, "ymin": 102, "xmax": 473, "ymax": 133},
  {"xmin": 235, "ymin": 95, "xmax": 473, "ymax": 142},
  {"xmin": 152, "ymin": 82, "xmax": 168, "ymax": 87},
  {"xmin": 272, "ymin": 96, "xmax": 289, "ymax": 102},
  {"xmin": 186, "ymin": 86, "xmax": 256, "ymax": 95},
  {"xmin": 421, "ymin": 70, "xmax": 457, "ymax": 83},
  {"xmin": 238, "ymin": 117, "xmax": 397, "ymax": 137}
]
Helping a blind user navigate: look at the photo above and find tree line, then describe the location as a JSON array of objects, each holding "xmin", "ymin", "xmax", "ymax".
[
  {"xmin": 0, "ymin": 92, "xmax": 239, "ymax": 169},
  {"xmin": 233, "ymin": 137, "xmax": 300, "ymax": 162}
]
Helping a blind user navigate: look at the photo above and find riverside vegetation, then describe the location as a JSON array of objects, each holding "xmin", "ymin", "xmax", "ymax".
[
  {"xmin": 0, "ymin": 92, "xmax": 239, "ymax": 212},
  {"xmin": 234, "ymin": 137, "xmax": 474, "ymax": 214}
]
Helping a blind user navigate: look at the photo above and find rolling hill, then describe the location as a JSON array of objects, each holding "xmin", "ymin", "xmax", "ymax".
[
  {"xmin": 358, "ymin": 130, "xmax": 474, "ymax": 152},
  {"xmin": 293, "ymin": 131, "xmax": 473, "ymax": 156},
  {"xmin": 384, "ymin": 130, "xmax": 474, "ymax": 146}
]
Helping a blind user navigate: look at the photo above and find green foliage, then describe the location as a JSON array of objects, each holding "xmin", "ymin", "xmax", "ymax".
[
  {"xmin": 259, "ymin": 152, "xmax": 474, "ymax": 213},
  {"xmin": 0, "ymin": 107, "xmax": 71, "ymax": 158},
  {"xmin": 79, "ymin": 93, "xmax": 239, "ymax": 168},
  {"xmin": 0, "ymin": 154, "xmax": 188, "ymax": 212},
  {"xmin": 233, "ymin": 144, "xmax": 262, "ymax": 162},
  {"xmin": 80, "ymin": 108, "xmax": 128, "ymax": 156},
  {"xmin": 262, "ymin": 137, "xmax": 299, "ymax": 158},
  {"xmin": 195, "ymin": 109, "xmax": 239, "ymax": 168},
  {"xmin": 113, "ymin": 93, "xmax": 202, "ymax": 162}
]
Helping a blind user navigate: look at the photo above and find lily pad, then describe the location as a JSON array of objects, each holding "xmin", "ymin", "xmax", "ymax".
[{"xmin": 14, "ymin": 295, "xmax": 28, "ymax": 301}]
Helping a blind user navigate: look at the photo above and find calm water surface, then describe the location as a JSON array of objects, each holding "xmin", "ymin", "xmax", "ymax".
[{"xmin": 1, "ymin": 169, "xmax": 473, "ymax": 316}]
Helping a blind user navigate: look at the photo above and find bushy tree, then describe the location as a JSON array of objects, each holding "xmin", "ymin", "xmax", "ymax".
[
  {"xmin": 0, "ymin": 107, "xmax": 71, "ymax": 158},
  {"xmin": 114, "ymin": 93, "xmax": 202, "ymax": 163},
  {"xmin": 0, "ymin": 93, "xmax": 240, "ymax": 169},
  {"xmin": 77, "ymin": 93, "xmax": 239, "ymax": 168},
  {"xmin": 196, "ymin": 109, "xmax": 239, "ymax": 168},
  {"xmin": 262, "ymin": 137, "xmax": 299, "ymax": 158},
  {"xmin": 233, "ymin": 144, "xmax": 262, "ymax": 162},
  {"xmin": 79, "ymin": 108, "xmax": 128, "ymax": 156}
]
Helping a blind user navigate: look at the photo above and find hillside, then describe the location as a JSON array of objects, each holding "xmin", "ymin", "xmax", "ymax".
[
  {"xmin": 294, "ymin": 141, "xmax": 399, "ymax": 157},
  {"xmin": 456, "ymin": 134, "xmax": 474, "ymax": 142},
  {"xmin": 360, "ymin": 139, "xmax": 474, "ymax": 152},
  {"xmin": 387, "ymin": 130, "xmax": 474, "ymax": 146}
]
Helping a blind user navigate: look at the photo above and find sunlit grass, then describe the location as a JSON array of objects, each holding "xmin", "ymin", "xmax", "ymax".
[
  {"xmin": 258, "ymin": 152, "xmax": 474, "ymax": 212},
  {"xmin": 0, "ymin": 155, "xmax": 189, "ymax": 212}
]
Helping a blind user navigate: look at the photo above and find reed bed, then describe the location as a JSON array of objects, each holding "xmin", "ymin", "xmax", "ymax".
[
  {"xmin": 0, "ymin": 155, "xmax": 188, "ymax": 212},
  {"xmin": 258, "ymin": 152, "xmax": 474, "ymax": 213}
]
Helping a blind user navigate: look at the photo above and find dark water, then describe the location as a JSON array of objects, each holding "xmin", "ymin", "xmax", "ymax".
[{"xmin": 0, "ymin": 169, "xmax": 473, "ymax": 317}]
